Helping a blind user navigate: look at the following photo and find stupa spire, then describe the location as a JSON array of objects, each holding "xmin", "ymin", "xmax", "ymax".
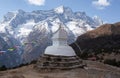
[{"xmin": 52, "ymin": 23, "xmax": 67, "ymax": 46}]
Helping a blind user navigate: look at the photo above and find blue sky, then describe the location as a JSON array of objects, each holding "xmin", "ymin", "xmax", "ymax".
[{"xmin": 0, "ymin": 0, "xmax": 119, "ymax": 23}]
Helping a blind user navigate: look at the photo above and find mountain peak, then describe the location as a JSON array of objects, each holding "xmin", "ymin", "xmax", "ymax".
[
  {"xmin": 54, "ymin": 5, "xmax": 65, "ymax": 14},
  {"xmin": 17, "ymin": 9, "xmax": 25, "ymax": 14},
  {"xmin": 54, "ymin": 6, "xmax": 72, "ymax": 14},
  {"xmin": 93, "ymin": 15, "xmax": 103, "ymax": 26}
]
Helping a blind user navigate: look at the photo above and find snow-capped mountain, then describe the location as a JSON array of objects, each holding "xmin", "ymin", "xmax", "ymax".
[
  {"xmin": 1, "ymin": 6, "xmax": 102, "ymax": 41},
  {"xmin": 0, "ymin": 6, "xmax": 103, "ymax": 66}
]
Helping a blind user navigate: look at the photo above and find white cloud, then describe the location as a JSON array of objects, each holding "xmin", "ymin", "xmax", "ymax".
[
  {"xmin": 92, "ymin": 0, "xmax": 110, "ymax": 9},
  {"xmin": 27, "ymin": 0, "xmax": 45, "ymax": 6}
]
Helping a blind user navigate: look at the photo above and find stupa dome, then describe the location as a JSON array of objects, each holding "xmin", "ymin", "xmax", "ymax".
[{"xmin": 44, "ymin": 23, "xmax": 76, "ymax": 56}]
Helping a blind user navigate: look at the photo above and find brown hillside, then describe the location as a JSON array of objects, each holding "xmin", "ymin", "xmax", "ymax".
[
  {"xmin": 79, "ymin": 23, "xmax": 120, "ymax": 40},
  {"xmin": 71, "ymin": 22, "xmax": 120, "ymax": 62}
]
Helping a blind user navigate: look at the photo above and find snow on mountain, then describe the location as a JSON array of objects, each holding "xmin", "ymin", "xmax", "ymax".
[
  {"xmin": 0, "ymin": 24, "xmax": 7, "ymax": 33},
  {"xmin": 1, "ymin": 6, "xmax": 103, "ymax": 40},
  {"xmin": 93, "ymin": 15, "xmax": 103, "ymax": 26},
  {"xmin": 66, "ymin": 21, "xmax": 94, "ymax": 37},
  {"xmin": 15, "ymin": 20, "xmax": 36, "ymax": 42},
  {"xmin": 0, "ymin": 6, "xmax": 103, "ymax": 65},
  {"xmin": 54, "ymin": 6, "xmax": 64, "ymax": 14}
]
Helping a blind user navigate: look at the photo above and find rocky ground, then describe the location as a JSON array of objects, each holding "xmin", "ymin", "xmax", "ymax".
[{"xmin": 0, "ymin": 60, "xmax": 120, "ymax": 78}]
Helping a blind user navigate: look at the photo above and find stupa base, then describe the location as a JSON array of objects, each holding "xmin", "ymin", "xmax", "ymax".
[{"xmin": 35, "ymin": 54, "xmax": 85, "ymax": 71}]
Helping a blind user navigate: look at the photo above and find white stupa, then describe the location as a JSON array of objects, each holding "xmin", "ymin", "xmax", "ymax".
[
  {"xmin": 44, "ymin": 24, "xmax": 76, "ymax": 56},
  {"xmin": 36, "ymin": 23, "xmax": 84, "ymax": 70}
]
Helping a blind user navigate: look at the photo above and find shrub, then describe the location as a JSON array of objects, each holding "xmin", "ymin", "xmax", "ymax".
[
  {"xmin": 104, "ymin": 59, "xmax": 119, "ymax": 67},
  {"xmin": 0, "ymin": 65, "xmax": 7, "ymax": 71}
]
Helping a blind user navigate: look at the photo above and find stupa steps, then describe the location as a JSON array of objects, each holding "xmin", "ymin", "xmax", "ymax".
[
  {"xmin": 37, "ymin": 61, "xmax": 82, "ymax": 66},
  {"xmin": 42, "ymin": 54, "xmax": 78, "ymax": 58},
  {"xmin": 36, "ymin": 54, "xmax": 85, "ymax": 70},
  {"xmin": 41, "ymin": 54, "xmax": 80, "ymax": 60},
  {"xmin": 38, "ymin": 60, "xmax": 82, "ymax": 64},
  {"xmin": 37, "ymin": 64, "xmax": 83, "ymax": 69}
]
